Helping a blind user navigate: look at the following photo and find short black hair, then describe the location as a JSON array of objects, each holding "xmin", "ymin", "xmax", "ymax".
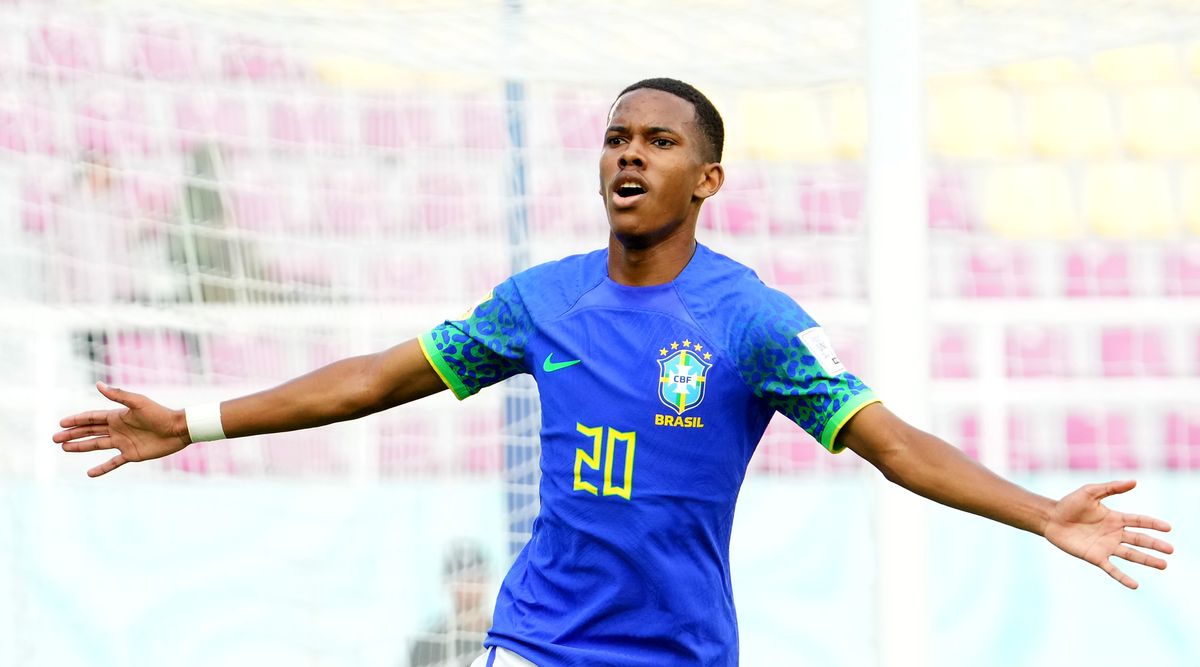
[{"xmin": 617, "ymin": 78, "xmax": 724, "ymax": 163}]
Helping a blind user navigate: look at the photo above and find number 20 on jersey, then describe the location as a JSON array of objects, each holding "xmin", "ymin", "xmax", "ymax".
[{"xmin": 574, "ymin": 423, "xmax": 636, "ymax": 500}]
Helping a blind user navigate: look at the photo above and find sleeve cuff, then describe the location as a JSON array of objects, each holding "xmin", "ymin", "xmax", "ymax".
[
  {"xmin": 418, "ymin": 331, "xmax": 472, "ymax": 400},
  {"xmin": 819, "ymin": 391, "xmax": 881, "ymax": 453}
]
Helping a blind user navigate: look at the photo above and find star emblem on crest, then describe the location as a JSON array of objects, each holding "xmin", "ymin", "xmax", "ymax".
[{"xmin": 654, "ymin": 337, "xmax": 714, "ymax": 415}]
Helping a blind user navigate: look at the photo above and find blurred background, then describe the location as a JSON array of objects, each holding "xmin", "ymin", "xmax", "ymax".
[{"xmin": 1, "ymin": 0, "xmax": 1198, "ymax": 665}]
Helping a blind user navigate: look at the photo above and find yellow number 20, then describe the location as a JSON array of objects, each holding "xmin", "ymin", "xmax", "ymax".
[{"xmin": 574, "ymin": 423, "xmax": 637, "ymax": 500}]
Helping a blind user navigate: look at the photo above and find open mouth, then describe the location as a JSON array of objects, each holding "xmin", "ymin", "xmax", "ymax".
[{"xmin": 611, "ymin": 179, "xmax": 648, "ymax": 207}]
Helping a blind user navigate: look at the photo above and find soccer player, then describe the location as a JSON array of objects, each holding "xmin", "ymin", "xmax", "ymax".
[{"xmin": 53, "ymin": 78, "xmax": 1173, "ymax": 667}]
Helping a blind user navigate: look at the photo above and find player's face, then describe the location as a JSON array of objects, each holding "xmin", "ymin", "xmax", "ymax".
[{"xmin": 599, "ymin": 89, "xmax": 722, "ymax": 248}]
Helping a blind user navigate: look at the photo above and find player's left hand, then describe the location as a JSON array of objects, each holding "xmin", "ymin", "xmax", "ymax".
[{"xmin": 1043, "ymin": 480, "xmax": 1173, "ymax": 589}]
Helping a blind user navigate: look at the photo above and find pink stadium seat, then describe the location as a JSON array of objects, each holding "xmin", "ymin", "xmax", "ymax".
[
  {"xmin": 368, "ymin": 256, "xmax": 443, "ymax": 301},
  {"xmin": 109, "ymin": 330, "xmax": 192, "ymax": 386},
  {"xmin": 1064, "ymin": 414, "xmax": 1101, "ymax": 470},
  {"xmin": 953, "ymin": 413, "xmax": 981, "ymax": 461},
  {"xmin": 0, "ymin": 97, "xmax": 58, "ymax": 154},
  {"xmin": 160, "ymin": 441, "xmax": 236, "ymax": 476},
  {"xmin": 461, "ymin": 98, "xmax": 509, "ymax": 150},
  {"xmin": 1007, "ymin": 412, "xmax": 1046, "ymax": 472},
  {"xmin": 1195, "ymin": 330, "xmax": 1200, "ymax": 376},
  {"xmin": 1006, "ymin": 327, "xmax": 1071, "ymax": 377},
  {"xmin": 1164, "ymin": 249, "xmax": 1200, "ymax": 297},
  {"xmin": 767, "ymin": 250, "xmax": 836, "ymax": 298},
  {"xmin": 698, "ymin": 170, "xmax": 764, "ymax": 236},
  {"xmin": 173, "ymin": 95, "xmax": 253, "ymax": 150},
  {"xmin": 171, "ymin": 96, "xmax": 207, "ymax": 150},
  {"xmin": 307, "ymin": 339, "xmax": 342, "ymax": 370},
  {"xmin": 268, "ymin": 101, "xmax": 305, "ymax": 145},
  {"xmin": 1165, "ymin": 411, "xmax": 1200, "ymax": 470},
  {"xmin": 927, "ymin": 172, "xmax": 975, "ymax": 232},
  {"xmin": 267, "ymin": 101, "xmax": 346, "ymax": 148},
  {"xmin": 751, "ymin": 417, "xmax": 820, "ymax": 473},
  {"xmin": 463, "ymin": 255, "xmax": 509, "ymax": 298},
  {"xmin": 964, "ymin": 249, "xmax": 1036, "ymax": 298},
  {"xmin": 932, "ymin": 328, "xmax": 974, "ymax": 379},
  {"xmin": 207, "ymin": 334, "xmax": 287, "ymax": 385},
  {"xmin": 1065, "ymin": 247, "xmax": 1132, "ymax": 297},
  {"xmin": 1065, "ymin": 412, "xmax": 1138, "ymax": 470},
  {"xmin": 308, "ymin": 102, "xmax": 345, "ymax": 147},
  {"xmin": 362, "ymin": 101, "xmax": 434, "ymax": 149},
  {"xmin": 228, "ymin": 181, "xmax": 294, "ymax": 233},
  {"xmin": 214, "ymin": 96, "xmax": 251, "ymax": 146},
  {"xmin": 528, "ymin": 191, "xmax": 598, "ymax": 238},
  {"xmin": 319, "ymin": 186, "xmax": 380, "ymax": 236},
  {"xmin": 1100, "ymin": 327, "xmax": 1170, "ymax": 377},
  {"xmin": 413, "ymin": 172, "xmax": 474, "ymax": 234},
  {"xmin": 27, "ymin": 23, "xmax": 102, "ymax": 76},
  {"xmin": 1104, "ymin": 413, "xmax": 1139, "ymax": 469},
  {"xmin": 555, "ymin": 94, "xmax": 607, "ymax": 150},
  {"xmin": 220, "ymin": 39, "xmax": 304, "ymax": 81},
  {"xmin": 261, "ymin": 431, "xmax": 345, "ymax": 476},
  {"xmin": 783, "ymin": 177, "xmax": 864, "ymax": 236},
  {"xmin": 128, "ymin": 26, "xmax": 198, "ymax": 79},
  {"xmin": 123, "ymin": 173, "xmax": 179, "ymax": 219},
  {"xmin": 703, "ymin": 189, "xmax": 763, "ymax": 236},
  {"xmin": 834, "ymin": 337, "xmax": 865, "ymax": 376},
  {"xmin": 74, "ymin": 94, "xmax": 155, "ymax": 156},
  {"xmin": 19, "ymin": 181, "xmax": 56, "ymax": 234},
  {"xmin": 378, "ymin": 416, "xmax": 439, "ymax": 476},
  {"xmin": 459, "ymin": 411, "xmax": 504, "ymax": 474}
]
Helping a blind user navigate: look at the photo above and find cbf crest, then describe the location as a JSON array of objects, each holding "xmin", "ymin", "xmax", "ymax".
[{"xmin": 657, "ymin": 338, "xmax": 714, "ymax": 415}]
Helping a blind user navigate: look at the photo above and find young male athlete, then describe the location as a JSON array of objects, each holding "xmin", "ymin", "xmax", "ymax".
[{"xmin": 53, "ymin": 78, "xmax": 1173, "ymax": 667}]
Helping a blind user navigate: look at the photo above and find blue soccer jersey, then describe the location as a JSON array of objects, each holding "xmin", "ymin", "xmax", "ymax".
[{"xmin": 418, "ymin": 243, "xmax": 879, "ymax": 667}]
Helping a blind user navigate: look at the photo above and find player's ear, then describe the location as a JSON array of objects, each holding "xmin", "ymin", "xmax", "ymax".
[{"xmin": 693, "ymin": 162, "xmax": 724, "ymax": 200}]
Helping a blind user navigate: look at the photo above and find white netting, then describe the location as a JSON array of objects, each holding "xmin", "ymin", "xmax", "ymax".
[{"xmin": 2, "ymin": 2, "xmax": 1199, "ymax": 666}]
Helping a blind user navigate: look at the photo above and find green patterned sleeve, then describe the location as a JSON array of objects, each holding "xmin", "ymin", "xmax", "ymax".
[
  {"xmin": 737, "ymin": 290, "xmax": 880, "ymax": 453},
  {"xmin": 418, "ymin": 278, "xmax": 531, "ymax": 400}
]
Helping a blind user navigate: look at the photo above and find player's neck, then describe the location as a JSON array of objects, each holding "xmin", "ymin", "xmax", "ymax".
[{"xmin": 606, "ymin": 228, "xmax": 697, "ymax": 287}]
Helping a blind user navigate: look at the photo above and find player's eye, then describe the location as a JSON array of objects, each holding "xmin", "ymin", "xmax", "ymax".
[
  {"xmin": 605, "ymin": 136, "xmax": 625, "ymax": 147},
  {"xmin": 651, "ymin": 138, "xmax": 674, "ymax": 148}
]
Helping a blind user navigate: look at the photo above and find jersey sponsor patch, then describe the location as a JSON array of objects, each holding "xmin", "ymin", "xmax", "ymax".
[
  {"xmin": 656, "ymin": 338, "xmax": 713, "ymax": 415},
  {"xmin": 797, "ymin": 327, "xmax": 845, "ymax": 377}
]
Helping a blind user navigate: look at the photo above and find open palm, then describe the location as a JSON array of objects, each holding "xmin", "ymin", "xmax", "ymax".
[
  {"xmin": 1043, "ymin": 480, "xmax": 1173, "ymax": 589},
  {"xmin": 51, "ymin": 382, "xmax": 190, "ymax": 477}
]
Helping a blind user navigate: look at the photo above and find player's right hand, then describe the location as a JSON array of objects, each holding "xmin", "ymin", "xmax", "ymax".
[{"xmin": 51, "ymin": 382, "xmax": 191, "ymax": 477}]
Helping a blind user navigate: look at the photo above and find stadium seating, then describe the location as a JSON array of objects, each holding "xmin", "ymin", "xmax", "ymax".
[
  {"xmin": 1165, "ymin": 410, "xmax": 1200, "ymax": 470},
  {"xmin": 932, "ymin": 328, "xmax": 974, "ymax": 379},
  {"xmin": 7, "ymin": 13, "xmax": 1198, "ymax": 478},
  {"xmin": 1099, "ymin": 327, "xmax": 1171, "ymax": 377},
  {"xmin": 1024, "ymin": 85, "xmax": 1118, "ymax": 159},
  {"xmin": 1006, "ymin": 326, "xmax": 1071, "ymax": 377},
  {"xmin": 128, "ymin": 25, "xmax": 199, "ymax": 80},
  {"xmin": 1119, "ymin": 85, "xmax": 1200, "ymax": 157},
  {"xmin": 1065, "ymin": 411, "xmax": 1139, "ymax": 470},
  {"xmin": 1064, "ymin": 247, "xmax": 1132, "ymax": 297},
  {"xmin": 1083, "ymin": 162, "xmax": 1175, "ymax": 238},
  {"xmin": 927, "ymin": 79, "xmax": 1021, "ymax": 159},
  {"xmin": 737, "ymin": 90, "xmax": 832, "ymax": 162},
  {"xmin": 979, "ymin": 164, "xmax": 1075, "ymax": 239}
]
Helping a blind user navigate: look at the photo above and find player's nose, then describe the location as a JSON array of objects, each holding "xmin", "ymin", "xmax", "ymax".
[{"xmin": 618, "ymin": 140, "xmax": 645, "ymax": 168}]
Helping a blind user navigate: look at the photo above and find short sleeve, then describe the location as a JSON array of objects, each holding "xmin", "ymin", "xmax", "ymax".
[
  {"xmin": 418, "ymin": 278, "xmax": 532, "ymax": 400},
  {"xmin": 736, "ymin": 290, "xmax": 880, "ymax": 453}
]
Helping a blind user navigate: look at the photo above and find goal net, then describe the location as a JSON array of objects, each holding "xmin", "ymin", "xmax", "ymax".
[{"xmin": 2, "ymin": 1, "xmax": 1198, "ymax": 666}]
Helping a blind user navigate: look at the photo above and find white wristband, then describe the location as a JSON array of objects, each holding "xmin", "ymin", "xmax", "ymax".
[{"xmin": 185, "ymin": 403, "xmax": 227, "ymax": 443}]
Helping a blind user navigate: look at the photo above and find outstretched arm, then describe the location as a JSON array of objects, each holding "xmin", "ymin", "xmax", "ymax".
[
  {"xmin": 52, "ymin": 338, "xmax": 446, "ymax": 477},
  {"xmin": 839, "ymin": 403, "xmax": 1173, "ymax": 589}
]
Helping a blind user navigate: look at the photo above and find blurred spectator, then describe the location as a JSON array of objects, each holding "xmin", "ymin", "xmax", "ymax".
[{"xmin": 407, "ymin": 540, "xmax": 493, "ymax": 667}]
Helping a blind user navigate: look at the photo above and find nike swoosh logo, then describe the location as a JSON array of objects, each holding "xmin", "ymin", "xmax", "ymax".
[{"xmin": 542, "ymin": 353, "xmax": 583, "ymax": 373}]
